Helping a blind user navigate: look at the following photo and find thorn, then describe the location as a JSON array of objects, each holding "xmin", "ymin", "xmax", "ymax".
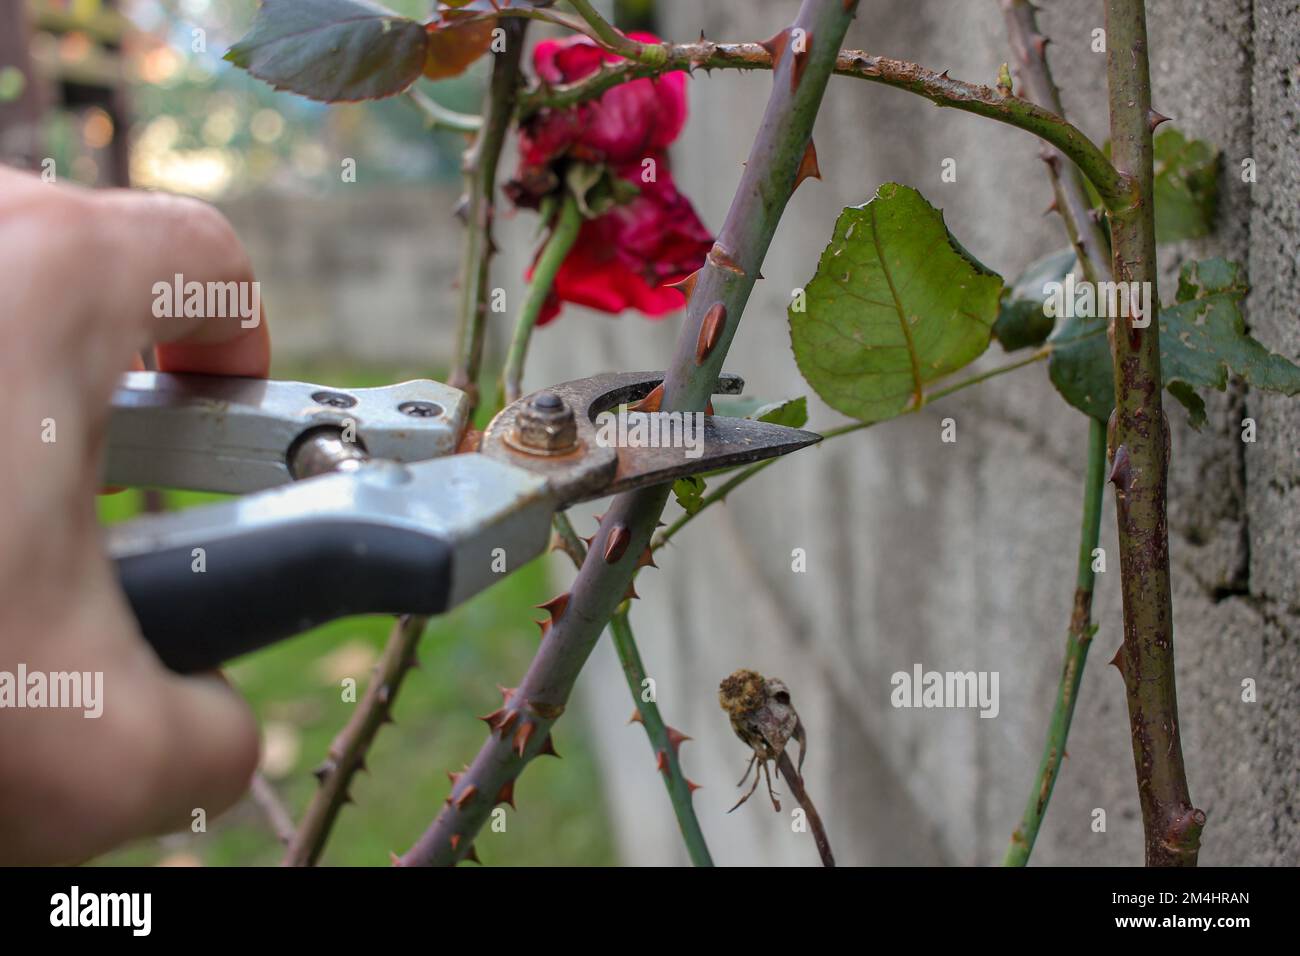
[
  {"xmin": 450, "ymin": 834, "xmax": 461, "ymax": 852},
  {"xmin": 536, "ymin": 592, "xmax": 570, "ymax": 622},
  {"xmin": 665, "ymin": 726, "xmax": 692, "ymax": 755},
  {"xmin": 496, "ymin": 780, "xmax": 516, "ymax": 809},
  {"xmin": 794, "ymin": 139, "xmax": 821, "ymax": 191},
  {"xmin": 454, "ymin": 784, "xmax": 478, "ymax": 810},
  {"xmin": 447, "ymin": 768, "xmax": 463, "ymax": 787},
  {"xmin": 312, "ymin": 760, "xmax": 335, "ymax": 784},
  {"xmin": 629, "ymin": 383, "xmax": 664, "ymax": 413},
  {"xmin": 1148, "ymin": 108, "xmax": 1172, "ymax": 131},
  {"xmin": 389, "ymin": 851, "xmax": 404, "ymax": 867},
  {"xmin": 695, "ymin": 303, "xmax": 727, "ymax": 366},
  {"xmin": 759, "ymin": 27, "xmax": 790, "ymax": 72},
  {"xmin": 628, "ymin": 709, "xmax": 644, "ymax": 725},
  {"xmin": 705, "ymin": 400, "xmax": 715, "ymax": 416},
  {"xmin": 513, "ymin": 720, "xmax": 537, "ymax": 757},
  {"xmin": 453, "ymin": 196, "xmax": 469, "ymax": 223},
  {"xmin": 635, "ymin": 546, "xmax": 658, "ymax": 570},
  {"xmin": 1109, "ymin": 645, "xmax": 1125, "ymax": 673},
  {"xmin": 341, "ymin": 790, "xmax": 355, "ymax": 805},
  {"xmin": 1043, "ymin": 198, "xmax": 1059, "ymax": 216},
  {"xmin": 464, "ymin": 844, "xmax": 481, "ymax": 864},
  {"xmin": 665, "ymin": 268, "xmax": 700, "ymax": 301},
  {"xmin": 579, "ymin": 533, "xmax": 596, "ymax": 549},
  {"xmin": 939, "ymin": 69, "xmax": 950, "ymax": 80},
  {"xmin": 1108, "ymin": 443, "xmax": 1132, "ymax": 491},
  {"xmin": 535, "ymin": 618, "xmax": 551, "ymax": 639},
  {"xmin": 707, "ymin": 243, "xmax": 747, "ymax": 278},
  {"xmin": 355, "ymin": 756, "xmax": 368, "ymax": 773},
  {"xmin": 1030, "ymin": 33, "xmax": 1050, "ymax": 58},
  {"xmin": 538, "ymin": 734, "xmax": 561, "ymax": 758},
  {"xmin": 686, "ymin": 779, "xmax": 702, "ymax": 793},
  {"xmin": 480, "ymin": 706, "xmax": 519, "ymax": 737},
  {"xmin": 623, "ymin": 579, "xmax": 639, "ymax": 601},
  {"xmin": 656, "ymin": 749, "xmax": 670, "ymax": 775},
  {"xmin": 603, "ymin": 524, "xmax": 632, "ymax": 563}
]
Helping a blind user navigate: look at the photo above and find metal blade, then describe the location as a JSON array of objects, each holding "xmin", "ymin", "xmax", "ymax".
[
  {"xmin": 592, "ymin": 413, "xmax": 821, "ymax": 502},
  {"xmin": 479, "ymin": 371, "xmax": 820, "ymax": 507}
]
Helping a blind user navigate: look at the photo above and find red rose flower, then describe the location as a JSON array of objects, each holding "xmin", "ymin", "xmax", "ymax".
[{"xmin": 509, "ymin": 32, "xmax": 712, "ymax": 325}]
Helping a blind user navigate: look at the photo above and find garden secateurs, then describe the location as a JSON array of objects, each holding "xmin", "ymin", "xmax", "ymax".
[{"xmin": 103, "ymin": 370, "xmax": 820, "ymax": 673}]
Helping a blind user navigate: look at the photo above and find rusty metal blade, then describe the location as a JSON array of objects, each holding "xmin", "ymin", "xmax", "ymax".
[{"xmin": 585, "ymin": 413, "xmax": 821, "ymax": 503}]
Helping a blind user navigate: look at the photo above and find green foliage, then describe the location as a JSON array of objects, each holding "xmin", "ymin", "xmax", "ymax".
[
  {"xmin": 672, "ymin": 476, "xmax": 707, "ymax": 516},
  {"xmin": 226, "ymin": 0, "xmax": 430, "ymax": 103},
  {"xmin": 1085, "ymin": 127, "xmax": 1220, "ymax": 243},
  {"xmin": 994, "ymin": 248, "xmax": 1077, "ymax": 352},
  {"xmin": 1047, "ymin": 258, "xmax": 1300, "ymax": 427},
  {"xmin": 712, "ymin": 395, "xmax": 809, "ymax": 428},
  {"xmin": 1151, "ymin": 127, "xmax": 1220, "ymax": 243},
  {"xmin": 790, "ymin": 184, "xmax": 1003, "ymax": 422}
]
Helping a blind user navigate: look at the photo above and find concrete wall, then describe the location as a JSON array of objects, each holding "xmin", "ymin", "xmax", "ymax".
[{"xmin": 232, "ymin": 0, "xmax": 1297, "ymax": 865}]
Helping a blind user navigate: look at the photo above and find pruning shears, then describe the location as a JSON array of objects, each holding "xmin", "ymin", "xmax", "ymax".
[{"xmin": 104, "ymin": 370, "xmax": 820, "ymax": 673}]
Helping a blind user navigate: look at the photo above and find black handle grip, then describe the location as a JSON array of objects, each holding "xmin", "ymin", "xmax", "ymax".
[{"xmin": 115, "ymin": 522, "xmax": 452, "ymax": 673}]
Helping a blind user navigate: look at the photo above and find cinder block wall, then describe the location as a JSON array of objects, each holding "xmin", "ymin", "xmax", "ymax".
[{"xmin": 235, "ymin": 0, "xmax": 1297, "ymax": 865}]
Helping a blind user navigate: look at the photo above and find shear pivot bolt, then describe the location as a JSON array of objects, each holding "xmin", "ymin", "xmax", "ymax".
[{"xmin": 512, "ymin": 391, "xmax": 579, "ymax": 454}]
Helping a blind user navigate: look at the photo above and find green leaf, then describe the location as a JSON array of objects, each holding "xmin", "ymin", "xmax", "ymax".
[
  {"xmin": 1152, "ymin": 127, "xmax": 1220, "ymax": 243},
  {"xmin": 789, "ymin": 183, "xmax": 1003, "ymax": 423},
  {"xmin": 1046, "ymin": 305, "xmax": 1112, "ymax": 422},
  {"xmin": 994, "ymin": 248, "xmax": 1078, "ymax": 352},
  {"xmin": 712, "ymin": 396, "xmax": 809, "ymax": 429},
  {"xmin": 672, "ymin": 476, "xmax": 707, "ymax": 516},
  {"xmin": 1048, "ymin": 258, "xmax": 1300, "ymax": 426},
  {"xmin": 1162, "ymin": 258, "xmax": 1300, "ymax": 411},
  {"xmin": 226, "ymin": 0, "xmax": 429, "ymax": 103},
  {"xmin": 1084, "ymin": 127, "xmax": 1220, "ymax": 243}
]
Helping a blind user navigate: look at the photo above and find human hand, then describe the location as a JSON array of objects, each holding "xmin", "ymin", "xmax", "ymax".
[{"xmin": 0, "ymin": 166, "xmax": 269, "ymax": 864}]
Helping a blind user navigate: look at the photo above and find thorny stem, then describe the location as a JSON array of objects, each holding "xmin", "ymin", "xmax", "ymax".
[
  {"xmin": 519, "ymin": 41, "xmax": 1130, "ymax": 208},
  {"xmin": 1004, "ymin": 416, "xmax": 1106, "ymax": 865},
  {"xmin": 1104, "ymin": 0, "xmax": 1202, "ymax": 866},
  {"xmin": 655, "ymin": 349, "xmax": 1051, "ymax": 550},
  {"xmin": 283, "ymin": 615, "xmax": 425, "ymax": 866},
  {"xmin": 999, "ymin": 0, "xmax": 1110, "ymax": 283},
  {"xmin": 501, "ymin": 193, "xmax": 582, "ymax": 403},
  {"xmin": 777, "ymin": 751, "xmax": 835, "ymax": 867},
  {"xmin": 405, "ymin": 87, "xmax": 484, "ymax": 134},
  {"xmin": 399, "ymin": 0, "xmax": 858, "ymax": 867},
  {"xmin": 449, "ymin": 19, "xmax": 529, "ymax": 412},
  {"xmin": 608, "ymin": 610, "xmax": 714, "ymax": 866},
  {"xmin": 552, "ymin": 507, "xmax": 715, "ymax": 870},
  {"xmin": 997, "ymin": 3, "xmax": 1111, "ymax": 866}
]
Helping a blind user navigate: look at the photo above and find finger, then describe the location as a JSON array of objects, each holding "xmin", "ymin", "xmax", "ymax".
[
  {"xmin": 141, "ymin": 669, "xmax": 261, "ymax": 840},
  {"xmin": 84, "ymin": 188, "xmax": 271, "ymax": 380}
]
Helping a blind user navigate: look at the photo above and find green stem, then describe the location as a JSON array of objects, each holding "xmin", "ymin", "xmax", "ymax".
[
  {"xmin": 551, "ymin": 512, "xmax": 713, "ymax": 866},
  {"xmin": 449, "ymin": 19, "xmax": 528, "ymax": 412},
  {"xmin": 609, "ymin": 611, "xmax": 714, "ymax": 866},
  {"xmin": 1003, "ymin": 416, "xmax": 1106, "ymax": 865},
  {"xmin": 501, "ymin": 194, "xmax": 583, "ymax": 404},
  {"xmin": 405, "ymin": 87, "xmax": 483, "ymax": 134},
  {"xmin": 657, "ymin": 349, "xmax": 1050, "ymax": 549},
  {"xmin": 519, "ymin": 42, "xmax": 1129, "ymax": 208},
  {"xmin": 1104, "ymin": 0, "xmax": 1202, "ymax": 867}
]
